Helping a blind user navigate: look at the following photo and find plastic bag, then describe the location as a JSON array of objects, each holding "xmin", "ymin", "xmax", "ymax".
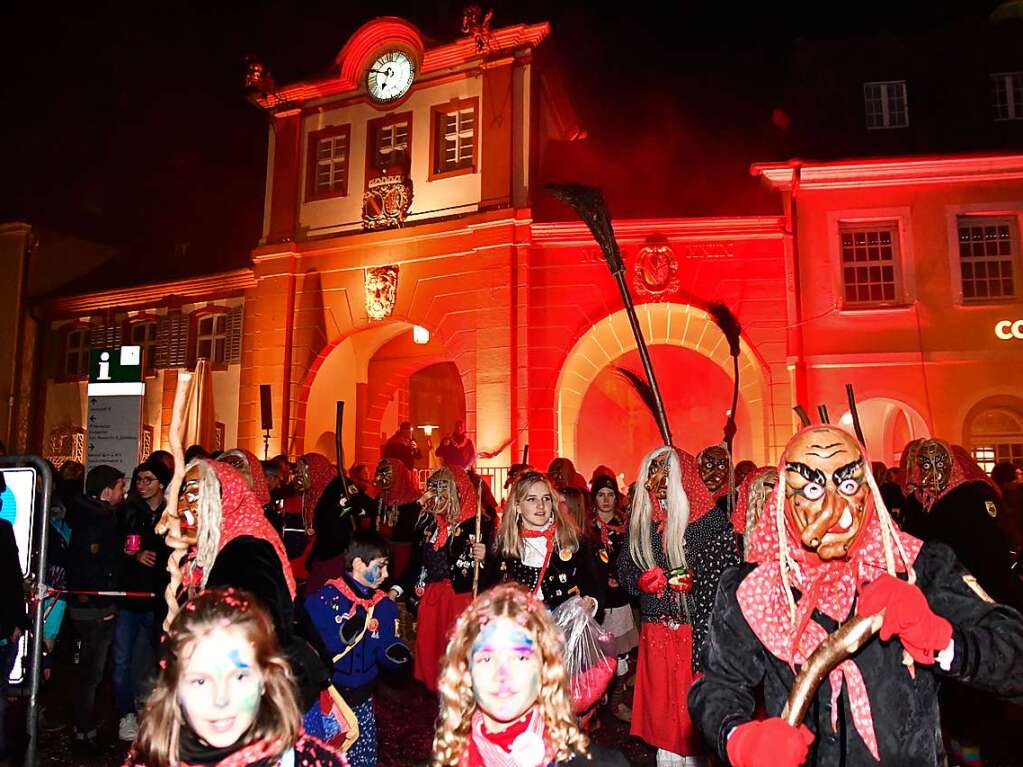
[{"xmin": 551, "ymin": 596, "xmax": 617, "ymax": 712}]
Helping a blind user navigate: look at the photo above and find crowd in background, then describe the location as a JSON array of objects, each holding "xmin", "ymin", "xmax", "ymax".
[{"xmin": 0, "ymin": 424, "xmax": 1021, "ymax": 767}]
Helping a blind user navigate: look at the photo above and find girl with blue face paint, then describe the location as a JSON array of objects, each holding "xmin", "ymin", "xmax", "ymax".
[{"xmin": 125, "ymin": 588, "xmax": 350, "ymax": 767}]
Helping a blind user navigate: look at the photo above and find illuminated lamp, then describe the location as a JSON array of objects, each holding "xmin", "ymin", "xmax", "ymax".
[
  {"xmin": 412, "ymin": 325, "xmax": 430, "ymax": 344},
  {"xmin": 418, "ymin": 424, "xmax": 439, "ymax": 437},
  {"xmin": 839, "ymin": 412, "xmax": 854, "ymax": 427}
]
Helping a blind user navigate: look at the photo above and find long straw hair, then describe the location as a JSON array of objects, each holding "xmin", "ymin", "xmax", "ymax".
[
  {"xmin": 772, "ymin": 440, "xmax": 917, "ymax": 623},
  {"xmin": 495, "ymin": 471, "xmax": 579, "ymax": 558},
  {"xmin": 130, "ymin": 588, "xmax": 301, "ymax": 767},
  {"xmin": 629, "ymin": 446, "xmax": 690, "ymax": 570},
  {"xmin": 185, "ymin": 459, "xmax": 224, "ymax": 587},
  {"xmin": 430, "ymin": 584, "xmax": 587, "ymax": 767}
]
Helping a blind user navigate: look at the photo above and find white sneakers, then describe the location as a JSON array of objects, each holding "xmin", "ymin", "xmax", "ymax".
[
  {"xmin": 118, "ymin": 713, "xmax": 138, "ymax": 742},
  {"xmin": 655, "ymin": 751, "xmax": 706, "ymax": 767}
]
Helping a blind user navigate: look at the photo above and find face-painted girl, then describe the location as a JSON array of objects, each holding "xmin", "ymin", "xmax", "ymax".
[
  {"xmin": 469, "ymin": 617, "xmax": 542, "ymax": 729},
  {"xmin": 177, "ymin": 626, "xmax": 263, "ymax": 748}
]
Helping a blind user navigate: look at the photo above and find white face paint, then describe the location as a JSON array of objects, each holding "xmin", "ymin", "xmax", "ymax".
[
  {"xmin": 470, "ymin": 617, "xmax": 541, "ymax": 729},
  {"xmin": 177, "ymin": 627, "xmax": 262, "ymax": 749}
]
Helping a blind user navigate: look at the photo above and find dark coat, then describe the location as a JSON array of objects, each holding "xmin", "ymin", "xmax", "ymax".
[
  {"xmin": 689, "ymin": 542, "xmax": 1023, "ymax": 767},
  {"xmin": 0, "ymin": 519, "xmax": 28, "ymax": 638},
  {"xmin": 500, "ymin": 538, "xmax": 608, "ymax": 614},
  {"xmin": 117, "ymin": 497, "xmax": 170, "ymax": 612},
  {"xmin": 67, "ymin": 494, "xmax": 122, "ymax": 610},
  {"xmin": 902, "ymin": 482, "xmax": 1023, "ymax": 609}
]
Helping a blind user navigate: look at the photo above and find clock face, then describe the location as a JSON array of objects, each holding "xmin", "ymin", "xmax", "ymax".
[{"xmin": 366, "ymin": 50, "xmax": 415, "ymax": 103}]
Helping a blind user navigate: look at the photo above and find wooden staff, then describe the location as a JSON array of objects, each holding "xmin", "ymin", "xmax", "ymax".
[
  {"xmin": 157, "ymin": 371, "xmax": 192, "ymax": 631},
  {"xmin": 472, "ymin": 477, "xmax": 483, "ymax": 598},
  {"xmin": 548, "ymin": 183, "xmax": 673, "ymax": 446},
  {"xmin": 782, "ymin": 611, "xmax": 883, "ymax": 727}
]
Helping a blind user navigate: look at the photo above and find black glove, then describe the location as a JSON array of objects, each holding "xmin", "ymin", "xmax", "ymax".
[
  {"xmin": 384, "ymin": 642, "xmax": 412, "ymax": 665},
  {"xmin": 339, "ymin": 612, "xmax": 366, "ymax": 645}
]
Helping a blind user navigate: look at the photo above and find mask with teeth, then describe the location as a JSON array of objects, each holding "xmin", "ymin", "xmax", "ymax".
[{"xmin": 782, "ymin": 426, "xmax": 871, "ymax": 561}]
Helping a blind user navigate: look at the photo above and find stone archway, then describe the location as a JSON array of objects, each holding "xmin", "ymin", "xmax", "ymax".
[
  {"xmin": 554, "ymin": 303, "xmax": 771, "ymax": 467},
  {"xmin": 836, "ymin": 397, "xmax": 930, "ymax": 466}
]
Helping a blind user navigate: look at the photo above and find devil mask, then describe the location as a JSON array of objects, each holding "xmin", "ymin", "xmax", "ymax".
[
  {"xmin": 783, "ymin": 426, "xmax": 871, "ymax": 560},
  {"xmin": 915, "ymin": 440, "xmax": 952, "ymax": 498},
  {"xmin": 698, "ymin": 445, "xmax": 730, "ymax": 494}
]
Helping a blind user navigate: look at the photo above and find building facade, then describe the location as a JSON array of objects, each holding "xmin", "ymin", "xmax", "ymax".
[{"xmin": 20, "ymin": 14, "xmax": 1023, "ymax": 476}]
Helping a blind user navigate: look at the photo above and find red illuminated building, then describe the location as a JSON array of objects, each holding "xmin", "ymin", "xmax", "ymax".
[{"xmin": 6, "ymin": 12, "xmax": 1022, "ymax": 478}]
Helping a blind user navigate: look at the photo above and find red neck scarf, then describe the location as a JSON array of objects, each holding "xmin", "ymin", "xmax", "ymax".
[
  {"xmin": 595, "ymin": 513, "xmax": 626, "ymax": 552},
  {"xmin": 464, "ymin": 707, "xmax": 548, "ymax": 767},
  {"xmin": 520, "ymin": 523, "xmax": 557, "ymax": 596},
  {"xmin": 737, "ymin": 442, "xmax": 922, "ymax": 760},
  {"xmin": 326, "ymin": 575, "xmax": 387, "ymax": 613},
  {"xmin": 210, "ymin": 461, "xmax": 296, "ymax": 600}
]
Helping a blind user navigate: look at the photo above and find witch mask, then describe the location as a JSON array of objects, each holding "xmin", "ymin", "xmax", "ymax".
[
  {"xmin": 374, "ymin": 460, "xmax": 394, "ymax": 491},
  {"xmin": 783, "ymin": 427, "xmax": 871, "ymax": 560},
  {"xmin": 698, "ymin": 445, "xmax": 730, "ymax": 493},
  {"xmin": 422, "ymin": 469, "xmax": 457, "ymax": 522},
  {"xmin": 155, "ymin": 464, "xmax": 202, "ymax": 546},
  {"xmin": 644, "ymin": 451, "xmax": 670, "ymax": 502},
  {"xmin": 915, "ymin": 440, "xmax": 952, "ymax": 497}
]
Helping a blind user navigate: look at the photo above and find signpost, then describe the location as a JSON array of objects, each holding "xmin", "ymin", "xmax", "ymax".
[{"xmin": 85, "ymin": 346, "xmax": 144, "ymax": 479}]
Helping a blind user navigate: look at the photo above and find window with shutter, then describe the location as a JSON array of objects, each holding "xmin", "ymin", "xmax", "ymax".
[
  {"xmin": 431, "ymin": 98, "xmax": 478, "ymax": 178},
  {"xmin": 226, "ymin": 305, "xmax": 244, "ymax": 365},
  {"xmin": 156, "ymin": 311, "xmax": 190, "ymax": 369}
]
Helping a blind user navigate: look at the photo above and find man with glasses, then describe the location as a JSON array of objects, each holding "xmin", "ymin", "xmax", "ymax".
[{"xmin": 112, "ymin": 459, "xmax": 170, "ymax": 742}]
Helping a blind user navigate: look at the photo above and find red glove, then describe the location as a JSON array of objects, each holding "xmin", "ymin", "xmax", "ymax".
[
  {"xmin": 727, "ymin": 718, "xmax": 814, "ymax": 767},
  {"xmin": 856, "ymin": 573, "xmax": 952, "ymax": 665},
  {"xmin": 638, "ymin": 567, "xmax": 667, "ymax": 594}
]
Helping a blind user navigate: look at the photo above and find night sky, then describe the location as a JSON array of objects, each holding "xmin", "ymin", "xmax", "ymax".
[{"xmin": 0, "ymin": 0, "xmax": 1000, "ymax": 278}]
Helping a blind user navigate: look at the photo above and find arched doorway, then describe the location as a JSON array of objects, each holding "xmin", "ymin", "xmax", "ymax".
[
  {"xmin": 555, "ymin": 303, "xmax": 771, "ymax": 473},
  {"xmin": 575, "ymin": 345, "xmax": 754, "ymax": 477},
  {"xmin": 836, "ymin": 397, "xmax": 929, "ymax": 466}
]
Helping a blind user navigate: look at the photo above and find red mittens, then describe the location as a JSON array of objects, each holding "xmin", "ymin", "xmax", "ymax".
[
  {"xmin": 727, "ymin": 718, "xmax": 814, "ymax": 767},
  {"xmin": 638, "ymin": 567, "xmax": 667, "ymax": 594},
  {"xmin": 856, "ymin": 573, "xmax": 953, "ymax": 665}
]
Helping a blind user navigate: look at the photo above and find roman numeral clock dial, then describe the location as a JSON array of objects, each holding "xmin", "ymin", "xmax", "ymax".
[{"xmin": 366, "ymin": 50, "xmax": 415, "ymax": 103}]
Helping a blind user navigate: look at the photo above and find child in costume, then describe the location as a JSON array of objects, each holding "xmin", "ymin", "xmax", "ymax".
[
  {"xmin": 125, "ymin": 587, "xmax": 348, "ymax": 767},
  {"xmin": 689, "ymin": 425, "xmax": 1023, "ymax": 767},
  {"xmin": 430, "ymin": 583, "xmax": 627, "ymax": 767},
  {"xmin": 305, "ymin": 532, "xmax": 410, "ymax": 767}
]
